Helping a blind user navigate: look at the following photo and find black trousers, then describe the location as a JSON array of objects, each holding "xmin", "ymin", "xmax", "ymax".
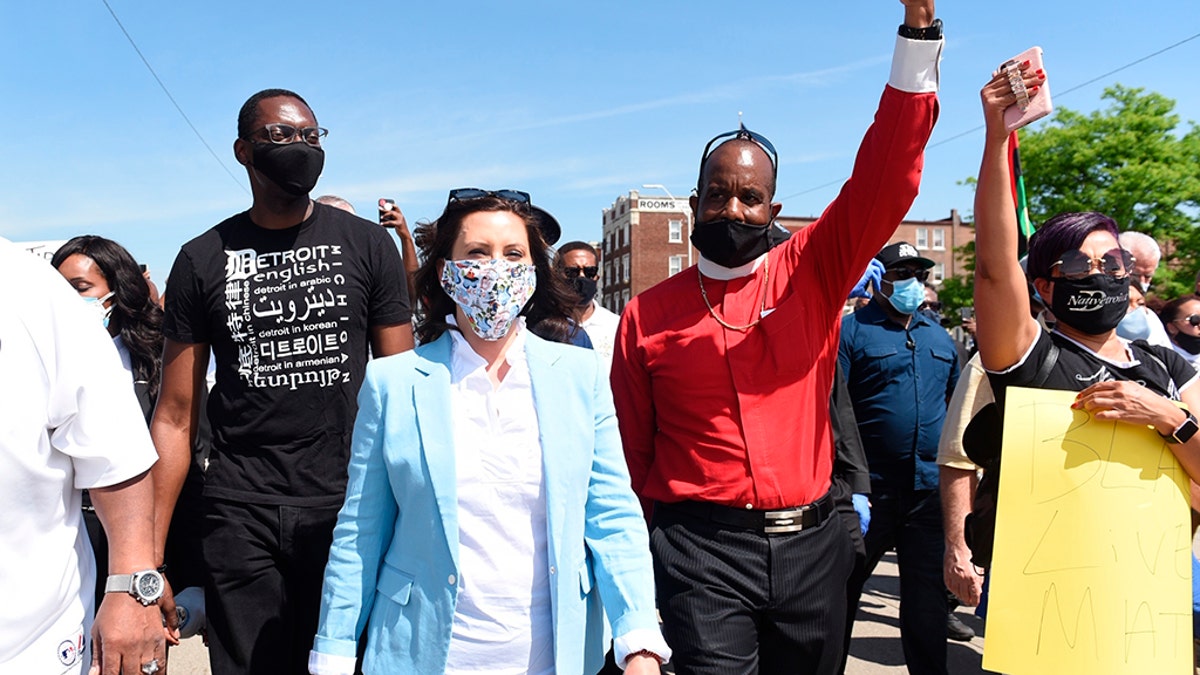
[
  {"xmin": 841, "ymin": 488, "xmax": 948, "ymax": 675},
  {"xmin": 202, "ymin": 498, "xmax": 341, "ymax": 675},
  {"xmin": 651, "ymin": 498, "xmax": 854, "ymax": 675}
]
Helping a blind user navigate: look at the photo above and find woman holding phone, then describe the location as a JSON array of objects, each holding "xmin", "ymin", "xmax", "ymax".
[{"xmin": 309, "ymin": 189, "xmax": 668, "ymax": 675}]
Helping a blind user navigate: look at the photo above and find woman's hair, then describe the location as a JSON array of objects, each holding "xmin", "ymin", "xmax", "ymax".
[
  {"xmin": 51, "ymin": 236, "xmax": 164, "ymax": 402},
  {"xmin": 1025, "ymin": 211, "xmax": 1121, "ymax": 281},
  {"xmin": 412, "ymin": 196, "xmax": 581, "ymax": 345},
  {"xmin": 1159, "ymin": 295, "xmax": 1200, "ymax": 326}
]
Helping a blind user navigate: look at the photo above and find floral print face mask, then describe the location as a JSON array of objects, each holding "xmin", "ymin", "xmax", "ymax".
[{"xmin": 440, "ymin": 258, "xmax": 538, "ymax": 340}]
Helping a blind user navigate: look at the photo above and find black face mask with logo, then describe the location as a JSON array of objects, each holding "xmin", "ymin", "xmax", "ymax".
[
  {"xmin": 251, "ymin": 142, "xmax": 325, "ymax": 196},
  {"xmin": 690, "ymin": 218, "xmax": 789, "ymax": 269},
  {"xmin": 1050, "ymin": 274, "xmax": 1131, "ymax": 336}
]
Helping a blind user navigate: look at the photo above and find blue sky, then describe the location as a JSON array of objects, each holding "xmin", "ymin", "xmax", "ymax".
[{"xmin": 2, "ymin": 1, "xmax": 1197, "ymax": 281}]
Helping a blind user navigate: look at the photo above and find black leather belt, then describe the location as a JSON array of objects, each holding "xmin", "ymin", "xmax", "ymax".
[{"xmin": 657, "ymin": 491, "xmax": 834, "ymax": 535}]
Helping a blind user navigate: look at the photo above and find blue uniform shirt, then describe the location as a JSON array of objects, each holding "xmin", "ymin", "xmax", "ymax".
[{"xmin": 838, "ymin": 300, "xmax": 960, "ymax": 491}]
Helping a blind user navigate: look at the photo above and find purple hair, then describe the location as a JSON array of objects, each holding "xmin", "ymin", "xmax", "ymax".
[{"xmin": 1025, "ymin": 211, "xmax": 1121, "ymax": 280}]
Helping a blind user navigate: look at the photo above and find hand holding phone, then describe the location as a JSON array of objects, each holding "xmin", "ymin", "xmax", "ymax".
[{"xmin": 1000, "ymin": 46, "xmax": 1052, "ymax": 133}]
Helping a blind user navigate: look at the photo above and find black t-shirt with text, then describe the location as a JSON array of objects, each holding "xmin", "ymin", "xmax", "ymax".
[
  {"xmin": 989, "ymin": 330, "xmax": 1198, "ymax": 408},
  {"xmin": 163, "ymin": 203, "xmax": 411, "ymax": 505}
]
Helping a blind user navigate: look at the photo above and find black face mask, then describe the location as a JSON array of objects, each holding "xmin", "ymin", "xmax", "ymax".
[
  {"xmin": 1049, "ymin": 274, "xmax": 1130, "ymax": 336},
  {"xmin": 251, "ymin": 142, "xmax": 325, "ymax": 196},
  {"xmin": 691, "ymin": 218, "xmax": 785, "ymax": 269},
  {"xmin": 571, "ymin": 276, "xmax": 598, "ymax": 306},
  {"xmin": 1174, "ymin": 332, "xmax": 1200, "ymax": 355}
]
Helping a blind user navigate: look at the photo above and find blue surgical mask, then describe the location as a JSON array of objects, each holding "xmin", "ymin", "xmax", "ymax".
[
  {"xmin": 81, "ymin": 291, "xmax": 114, "ymax": 330},
  {"xmin": 881, "ymin": 277, "xmax": 925, "ymax": 315},
  {"xmin": 1116, "ymin": 306, "xmax": 1151, "ymax": 341}
]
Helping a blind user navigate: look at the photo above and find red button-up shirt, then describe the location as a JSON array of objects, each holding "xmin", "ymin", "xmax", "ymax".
[{"xmin": 612, "ymin": 85, "xmax": 939, "ymax": 510}]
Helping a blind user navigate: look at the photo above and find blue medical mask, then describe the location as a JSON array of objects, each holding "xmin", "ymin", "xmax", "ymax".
[
  {"xmin": 881, "ymin": 277, "xmax": 925, "ymax": 315},
  {"xmin": 1116, "ymin": 306, "xmax": 1151, "ymax": 341},
  {"xmin": 81, "ymin": 291, "xmax": 114, "ymax": 330}
]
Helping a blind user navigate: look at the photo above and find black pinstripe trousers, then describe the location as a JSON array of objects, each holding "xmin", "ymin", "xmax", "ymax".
[{"xmin": 650, "ymin": 499, "xmax": 855, "ymax": 674}]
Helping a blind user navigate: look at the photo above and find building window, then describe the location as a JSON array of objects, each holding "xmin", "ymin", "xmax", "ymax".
[
  {"xmin": 932, "ymin": 262, "xmax": 945, "ymax": 283},
  {"xmin": 623, "ymin": 289, "xmax": 631, "ymax": 305},
  {"xmin": 668, "ymin": 219, "xmax": 683, "ymax": 243},
  {"xmin": 933, "ymin": 228, "xmax": 945, "ymax": 250},
  {"xmin": 915, "ymin": 228, "xmax": 928, "ymax": 249},
  {"xmin": 668, "ymin": 255, "xmax": 683, "ymax": 276},
  {"xmin": 623, "ymin": 254, "xmax": 630, "ymax": 283}
]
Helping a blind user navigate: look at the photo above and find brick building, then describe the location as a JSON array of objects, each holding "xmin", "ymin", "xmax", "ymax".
[{"xmin": 598, "ymin": 188, "xmax": 971, "ymax": 313}]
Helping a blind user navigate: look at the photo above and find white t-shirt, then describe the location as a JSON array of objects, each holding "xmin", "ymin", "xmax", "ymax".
[
  {"xmin": 0, "ymin": 238, "xmax": 157, "ymax": 673},
  {"xmin": 580, "ymin": 301, "xmax": 621, "ymax": 371}
]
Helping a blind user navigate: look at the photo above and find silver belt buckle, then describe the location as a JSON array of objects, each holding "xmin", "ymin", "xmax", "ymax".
[{"xmin": 763, "ymin": 507, "xmax": 808, "ymax": 534}]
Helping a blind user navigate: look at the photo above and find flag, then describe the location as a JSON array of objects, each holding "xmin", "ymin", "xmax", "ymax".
[{"xmin": 1008, "ymin": 130, "xmax": 1035, "ymax": 255}]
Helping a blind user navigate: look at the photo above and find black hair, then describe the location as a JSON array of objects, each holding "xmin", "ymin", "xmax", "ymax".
[
  {"xmin": 412, "ymin": 196, "xmax": 581, "ymax": 345},
  {"xmin": 237, "ymin": 88, "xmax": 311, "ymax": 139},
  {"xmin": 555, "ymin": 241, "xmax": 598, "ymax": 263},
  {"xmin": 51, "ymin": 236, "xmax": 164, "ymax": 403}
]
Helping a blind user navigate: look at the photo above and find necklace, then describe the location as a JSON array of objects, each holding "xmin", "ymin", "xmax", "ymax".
[{"xmin": 698, "ymin": 255, "xmax": 770, "ymax": 332}]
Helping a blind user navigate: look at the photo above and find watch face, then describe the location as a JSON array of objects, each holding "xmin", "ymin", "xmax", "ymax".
[{"xmin": 136, "ymin": 572, "xmax": 163, "ymax": 599}]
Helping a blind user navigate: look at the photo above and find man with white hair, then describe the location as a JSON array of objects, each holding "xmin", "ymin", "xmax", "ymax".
[{"xmin": 1116, "ymin": 231, "xmax": 1171, "ymax": 347}]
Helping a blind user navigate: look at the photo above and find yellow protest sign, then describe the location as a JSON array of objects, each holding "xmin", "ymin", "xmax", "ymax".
[{"xmin": 983, "ymin": 387, "xmax": 1192, "ymax": 675}]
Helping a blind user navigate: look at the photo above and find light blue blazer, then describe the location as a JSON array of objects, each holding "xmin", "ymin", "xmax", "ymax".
[{"xmin": 312, "ymin": 331, "xmax": 660, "ymax": 674}]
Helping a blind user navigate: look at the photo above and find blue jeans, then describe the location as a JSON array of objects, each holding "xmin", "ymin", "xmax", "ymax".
[{"xmin": 843, "ymin": 488, "xmax": 948, "ymax": 675}]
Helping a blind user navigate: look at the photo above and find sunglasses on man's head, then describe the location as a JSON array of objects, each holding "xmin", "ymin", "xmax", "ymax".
[
  {"xmin": 889, "ymin": 267, "xmax": 930, "ymax": 282},
  {"xmin": 699, "ymin": 124, "xmax": 779, "ymax": 177},
  {"xmin": 1051, "ymin": 248, "xmax": 1133, "ymax": 280},
  {"xmin": 447, "ymin": 188, "xmax": 531, "ymax": 208},
  {"xmin": 562, "ymin": 266, "xmax": 599, "ymax": 279}
]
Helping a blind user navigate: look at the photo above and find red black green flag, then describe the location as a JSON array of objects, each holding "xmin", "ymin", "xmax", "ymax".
[{"xmin": 1007, "ymin": 130, "xmax": 1035, "ymax": 255}]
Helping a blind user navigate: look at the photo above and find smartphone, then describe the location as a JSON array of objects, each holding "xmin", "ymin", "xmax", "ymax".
[
  {"xmin": 139, "ymin": 263, "xmax": 148, "ymax": 273},
  {"xmin": 1002, "ymin": 46, "xmax": 1052, "ymax": 133},
  {"xmin": 378, "ymin": 198, "xmax": 395, "ymax": 222},
  {"xmin": 960, "ymin": 306, "xmax": 974, "ymax": 321}
]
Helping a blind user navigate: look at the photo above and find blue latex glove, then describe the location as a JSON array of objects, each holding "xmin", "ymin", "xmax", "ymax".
[
  {"xmin": 849, "ymin": 259, "xmax": 885, "ymax": 299},
  {"xmin": 852, "ymin": 493, "xmax": 871, "ymax": 535}
]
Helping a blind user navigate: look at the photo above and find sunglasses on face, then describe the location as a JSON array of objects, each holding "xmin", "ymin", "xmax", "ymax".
[
  {"xmin": 888, "ymin": 267, "xmax": 930, "ymax": 282},
  {"xmin": 1175, "ymin": 315, "xmax": 1200, "ymax": 328},
  {"xmin": 247, "ymin": 123, "xmax": 328, "ymax": 147},
  {"xmin": 562, "ymin": 266, "xmax": 599, "ymax": 279},
  {"xmin": 1051, "ymin": 248, "xmax": 1133, "ymax": 280},
  {"xmin": 699, "ymin": 124, "xmax": 780, "ymax": 176},
  {"xmin": 447, "ymin": 188, "xmax": 531, "ymax": 208}
]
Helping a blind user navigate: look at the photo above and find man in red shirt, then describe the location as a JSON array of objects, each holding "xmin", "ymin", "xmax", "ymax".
[{"xmin": 610, "ymin": 2, "xmax": 942, "ymax": 671}]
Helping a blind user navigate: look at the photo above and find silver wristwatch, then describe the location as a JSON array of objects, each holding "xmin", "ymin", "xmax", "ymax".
[{"xmin": 104, "ymin": 569, "xmax": 165, "ymax": 606}]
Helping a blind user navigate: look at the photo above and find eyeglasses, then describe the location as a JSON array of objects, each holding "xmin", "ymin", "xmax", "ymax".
[
  {"xmin": 1174, "ymin": 315, "xmax": 1200, "ymax": 328},
  {"xmin": 919, "ymin": 301, "xmax": 942, "ymax": 312},
  {"xmin": 247, "ymin": 123, "xmax": 328, "ymax": 147},
  {"xmin": 699, "ymin": 124, "xmax": 779, "ymax": 177},
  {"xmin": 889, "ymin": 267, "xmax": 931, "ymax": 282},
  {"xmin": 447, "ymin": 188, "xmax": 531, "ymax": 208},
  {"xmin": 1051, "ymin": 248, "xmax": 1133, "ymax": 280},
  {"xmin": 562, "ymin": 266, "xmax": 599, "ymax": 279}
]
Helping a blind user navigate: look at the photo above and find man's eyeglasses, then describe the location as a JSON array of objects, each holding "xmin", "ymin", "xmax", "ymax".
[
  {"xmin": 247, "ymin": 123, "xmax": 328, "ymax": 147},
  {"xmin": 447, "ymin": 188, "xmax": 531, "ymax": 208},
  {"xmin": 1051, "ymin": 248, "xmax": 1133, "ymax": 280},
  {"xmin": 699, "ymin": 124, "xmax": 779, "ymax": 178},
  {"xmin": 919, "ymin": 301, "xmax": 942, "ymax": 313},
  {"xmin": 889, "ymin": 267, "xmax": 931, "ymax": 282},
  {"xmin": 562, "ymin": 266, "xmax": 599, "ymax": 279},
  {"xmin": 1174, "ymin": 314, "xmax": 1200, "ymax": 328}
]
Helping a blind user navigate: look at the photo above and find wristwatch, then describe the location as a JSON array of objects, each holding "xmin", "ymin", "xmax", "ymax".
[
  {"xmin": 1160, "ymin": 411, "xmax": 1199, "ymax": 445},
  {"xmin": 898, "ymin": 18, "xmax": 943, "ymax": 40},
  {"xmin": 104, "ymin": 569, "xmax": 165, "ymax": 606}
]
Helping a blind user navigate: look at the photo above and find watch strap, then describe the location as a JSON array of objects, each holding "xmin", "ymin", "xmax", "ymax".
[
  {"xmin": 898, "ymin": 18, "xmax": 943, "ymax": 40},
  {"xmin": 104, "ymin": 574, "xmax": 133, "ymax": 594}
]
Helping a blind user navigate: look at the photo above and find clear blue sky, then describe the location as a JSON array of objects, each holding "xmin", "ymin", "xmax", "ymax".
[{"xmin": 2, "ymin": 1, "xmax": 1197, "ymax": 281}]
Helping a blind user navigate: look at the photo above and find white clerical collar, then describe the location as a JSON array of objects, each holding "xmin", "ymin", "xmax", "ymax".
[{"xmin": 697, "ymin": 253, "xmax": 766, "ymax": 281}]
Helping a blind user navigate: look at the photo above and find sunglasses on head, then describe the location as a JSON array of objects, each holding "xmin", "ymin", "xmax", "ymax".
[
  {"xmin": 1175, "ymin": 314, "xmax": 1200, "ymax": 328},
  {"xmin": 447, "ymin": 188, "xmax": 531, "ymax": 208},
  {"xmin": 1051, "ymin": 248, "xmax": 1133, "ymax": 280},
  {"xmin": 699, "ymin": 124, "xmax": 779, "ymax": 177},
  {"xmin": 888, "ymin": 267, "xmax": 930, "ymax": 282},
  {"xmin": 562, "ymin": 266, "xmax": 599, "ymax": 279}
]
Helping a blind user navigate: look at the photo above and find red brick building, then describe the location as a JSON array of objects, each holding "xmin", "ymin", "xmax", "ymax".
[{"xmin": 599, "ymin": 189, "xmax": 971, "ymax": 313}]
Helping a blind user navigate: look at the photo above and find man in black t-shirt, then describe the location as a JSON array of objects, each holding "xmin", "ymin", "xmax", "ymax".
[{"xmin": 151, "ymin": 88, "xmax": 413, "ymax": 675}]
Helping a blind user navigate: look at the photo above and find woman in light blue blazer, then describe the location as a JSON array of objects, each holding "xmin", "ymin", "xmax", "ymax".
[{"xmin": 309, "ymin": 190, "xmax": 668, "ymax": 675}]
